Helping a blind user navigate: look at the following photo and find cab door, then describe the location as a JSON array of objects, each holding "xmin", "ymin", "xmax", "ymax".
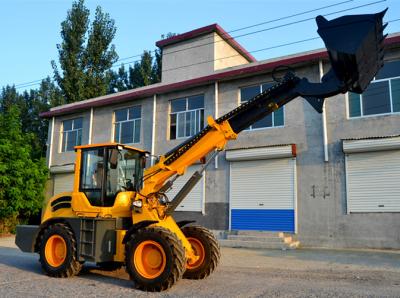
[{"xmin": 71, "ymin": 148, "xmax": 104, "ymax": 215}]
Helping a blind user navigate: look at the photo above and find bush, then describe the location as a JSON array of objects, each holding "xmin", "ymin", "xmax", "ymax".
[{"xmin": 0, "ymin": 106, "xmax": 48, "ymax": 233}]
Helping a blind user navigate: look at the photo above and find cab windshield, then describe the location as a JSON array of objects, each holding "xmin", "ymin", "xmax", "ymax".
[
  {"xmin": 80, "ymin": 146, "xmax": 145, "ymax": 207},
  {"xmin": 108, "ymin": 147, "xmax": 144, "ymax": 195}
]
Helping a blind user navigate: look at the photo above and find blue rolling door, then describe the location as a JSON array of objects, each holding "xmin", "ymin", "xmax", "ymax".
[{"xmin": 229, "ymin": 157, "xmax": 296, "ymax": 232}]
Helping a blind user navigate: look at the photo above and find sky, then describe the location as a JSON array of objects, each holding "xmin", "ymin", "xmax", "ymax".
[{"xmin": 1, "ymin": 0, "xmax": 399, "ymax": 91}]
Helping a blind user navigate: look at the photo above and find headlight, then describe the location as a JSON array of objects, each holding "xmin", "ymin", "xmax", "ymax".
[{"xmin": 132, "ymin": 200, "xmax": 142, "ymax": 208}]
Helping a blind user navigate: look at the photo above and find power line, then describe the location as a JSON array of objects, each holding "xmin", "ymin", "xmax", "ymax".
[
  {"xmin": 119, "ymin": 0, "xmax": 387, "ymax": 68},
  {"xmin": 13, "ymin": 0, "xmax": 357, "ymax": 89},
  {"xmin": 111, "ymin": 0, "xmax": 387, "ymax": 71},
  {"xmin": 150, "ymin": 0, "xmax": 387, "ymax": 61},
  {"xmin": 14, "ymin": 0, "xmax": 390, "ymax": 90},
  {"xmin": 118, "ymin": 16, "xmax": 400, "ymax": 74},
  {"xmin": 115, "ymin": 0, "xmax": 356, "ymax": 63},
  {"xmin": 228, "ymin": 0, "xmax": 355, "ymax": 33}
]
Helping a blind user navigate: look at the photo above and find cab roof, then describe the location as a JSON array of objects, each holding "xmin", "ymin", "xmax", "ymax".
[{"xmin": 74, "ymin": 143, "xmax": 149, "ymax": 154}]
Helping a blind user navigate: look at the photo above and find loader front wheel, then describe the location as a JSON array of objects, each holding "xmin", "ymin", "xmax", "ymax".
[
  {"xmin": 125, "ymin": 227, "xmax": 186, "ymax": 291},
  {"xmin": 39, "ymin": 223, "xmax": 82, "ymax": 277},
  {"xmin": 182, "ymin": 225, "xmax": 220, "ymax": 279}
]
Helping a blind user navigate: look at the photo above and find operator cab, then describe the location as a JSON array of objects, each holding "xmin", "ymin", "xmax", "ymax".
[{"xmin": 76, "ymin": 143, "xmax": 148, "ymax": 207}]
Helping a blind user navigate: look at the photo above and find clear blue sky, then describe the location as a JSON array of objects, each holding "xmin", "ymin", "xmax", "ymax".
[{"xmin": 1, "ymin": 0, "xmax": 399, "ymax": 91}]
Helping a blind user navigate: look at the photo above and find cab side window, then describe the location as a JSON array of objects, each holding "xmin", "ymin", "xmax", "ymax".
[{"xmin": 80, "ymin": 148, "xmax": 104, "ymax": 206}]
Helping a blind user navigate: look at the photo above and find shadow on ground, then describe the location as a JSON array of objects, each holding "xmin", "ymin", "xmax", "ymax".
[{"xmin": 0, "ymin": 247, "xmax": 134, "ymax": 289}]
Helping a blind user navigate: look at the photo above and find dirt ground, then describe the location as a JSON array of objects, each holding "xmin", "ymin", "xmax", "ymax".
[{"xmin": 1, "ymin": 236, "xmax": 400, "ymax": 297}]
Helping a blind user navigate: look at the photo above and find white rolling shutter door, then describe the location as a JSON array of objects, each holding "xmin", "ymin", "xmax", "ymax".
[
  {"xmin": 166, "ymin": 165, "xmax": 204, "ymax": 212},
  {"xmin": 53, "ymin": 173, "xmax": 74, "ymax": 195},
  {"xmin": 230, "ymin": 158, "xmax": 295, "ymax": 209},
  {"xmin": 346, "ymin": 150, "xmax": 400, "ymax": 212}
]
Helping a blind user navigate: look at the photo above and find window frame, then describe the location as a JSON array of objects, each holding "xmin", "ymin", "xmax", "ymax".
[
  {"xmin": 60, "ymin": 117, "xmax": 83, "ymax": 152},
  {"xmin": 239, "ymin": 83, "xmax": 285, "ymax": 130},
  {"xmin": 113, "ymin": 105, "xmax": 142, "ymax": 145},
  {"xmin": 169, "ymin": 95, "xmax": 205, "ymax": 140},
  {"xmin": 347, "ymin": 73, "xmax": 400, "ymax": 119}
]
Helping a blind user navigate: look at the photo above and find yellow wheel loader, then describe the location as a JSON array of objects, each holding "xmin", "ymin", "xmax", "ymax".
[{"xmin": 16, "ymin": 11, "xmax": 387, "ymax": 291}]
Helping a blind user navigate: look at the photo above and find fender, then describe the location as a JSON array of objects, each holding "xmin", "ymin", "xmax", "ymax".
[
  {"xmin": 122, "ymin": 220, "xmax": 159, "ymax": 244},
  {"xmin": 176, "ymin": 220, "xmax": 196, "ymax": 228}
]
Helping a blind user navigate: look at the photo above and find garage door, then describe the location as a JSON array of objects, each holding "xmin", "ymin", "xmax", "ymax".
[
  {"xmin": 166, "ymin": 165, "xmax": 204, "ymax": 212},
  {"xmin": 229, "ymin": 158, "xmax": 296, "ymax": 232},
  {"xmin": 53, "ymin": 173, "xmax": 74, "ymax": 195},
  {"xmin": 346, "ymin": 150, "xmax": 400, "ymax": 212}
]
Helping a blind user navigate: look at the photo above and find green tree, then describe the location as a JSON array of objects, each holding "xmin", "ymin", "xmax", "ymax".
[
  {"xmin": 151, "ymin": 48, "xmax": 162, "ymax": 84},
  {"xmin": 128, "ymin": 61, "xmax": 143, "ymax": 89},
  {"xmin": 108, "ymin": 64, "xmax": 129, "ymax": 93},
  {"xmin": 0, "ymin": 79, "xmax": 62, "ymax": 159},
  {"xmin": 52, "ymin": 0, "xmax": 118, "ymax": 103},
  {"xmin": 0, "ymin": 86, "xmax": 25, "ymax": 113},
  {"xmin": 108, "ymin": 50, "xmax": 159, "ymax": 93},
  {"xmin": 22, "ymin": 78, "xmax": 63, "ymax": 158},
  {"xmin": 83, "ymin": 6, "xmax": 118, "ymax": 99},
  {"xmin": 138, "ymin": 50, "xmax": 153, "ymax": 86},
  {"xmin": 0, "ymin": 106, "xmax": 48, "ymax": 223}
]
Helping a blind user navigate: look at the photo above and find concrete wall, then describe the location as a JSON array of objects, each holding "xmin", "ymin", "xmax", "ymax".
[
  {"xmin": 299, "ymin": 50, "xmax": 400, "ymax": 249},
  {"xmin": 161, "ymin": 32, "xmax": 249, "ymax": 84},
  {"xmin": 91, "ymin": 96, "xmax": 153, "ymax": 152},
  {"xmin": 50, "ymin": 111, "xmax": 91, "ymax": 167},
  {"xmin": 161, "ymin": 33, "xmax": 215, "ymax": 84},
  {"xmin": 214, "ymin": 33, "xmax": 249, "ymax": 71}
]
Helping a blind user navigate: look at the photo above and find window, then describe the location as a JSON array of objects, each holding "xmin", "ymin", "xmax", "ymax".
[
  {"xmin": 170, "ymin": 95, "xmax": 204, "ymax": 139},
  {"xmin": 61, "ymin": 118, "xmax": 82, "ymax": 152},
  {"xmin": 348, "ymin": 60, "xmax": 400, "ymax": 117},
  {"xmin": 240, "ymin": 83, "xmax": 284, "ymax": 130},
  {"xmin": 114, "ymin": 106, "xmax": 141, "ymax": 144}
]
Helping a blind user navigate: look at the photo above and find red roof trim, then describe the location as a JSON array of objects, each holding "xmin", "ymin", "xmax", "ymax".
[
  {"xmin": 156, "ymin": 24, "xmax": 217, "ymax": 47},
  {"xmin": 40, "ymin": 35, "xmax": 400, "ymax": 118},
  {"xmin": 385, "ymin": 34, "xmax": 400, "ymax": 45},
  {"xmin": 155, "ymin": 23, "xmax": 256, "ymax": 63},
  {"xmin": 40, "ymin": 51, "xmax": 327, "ymax": 118}
]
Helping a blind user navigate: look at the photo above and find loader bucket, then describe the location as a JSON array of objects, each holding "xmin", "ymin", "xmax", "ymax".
[{"xmin": 316, "ymin": 9, "xmax": 387, "ymax": 93}]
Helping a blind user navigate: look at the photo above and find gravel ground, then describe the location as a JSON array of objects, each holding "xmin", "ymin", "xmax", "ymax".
[{"xmin": 1, "ymin": 236, "xmax": 400, "ymax": 297}]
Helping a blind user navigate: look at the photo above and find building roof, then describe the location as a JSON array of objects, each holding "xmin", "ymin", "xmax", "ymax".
[
  {"xmin": 40, "ymin": 33, "xmax": 400, "ymax": 119},
  {"xmin": 155, "ymin": 23, "xmax": 256, "ymax": 63}
]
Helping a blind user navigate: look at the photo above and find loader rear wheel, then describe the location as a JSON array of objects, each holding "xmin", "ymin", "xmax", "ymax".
[
  {"xmin": 182, "ymin": 225, "xmax": 220, "ymax": 279},
  {"xmin": 39, "ymin": 223, "xmax": 82, "ymax": 277},
  {"xmin": 125, "ymin": 227, "xmax": 186, "ymax": 291}
]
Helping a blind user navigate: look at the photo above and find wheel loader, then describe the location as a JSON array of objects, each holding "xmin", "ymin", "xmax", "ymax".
[{"xmin": 16, "ymin": 11, "xmax": 387, "ymax": 291}]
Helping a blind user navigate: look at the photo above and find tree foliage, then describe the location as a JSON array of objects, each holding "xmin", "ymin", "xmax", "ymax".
[
  {"xmin": 108, "ymin": 45, "xmax": 169, "ymax": 93},
  {"xmin": 0, "ymin": 106, "xmax": 48, "ymax": 220},
  {"xmin": 52, "ymin": 0, "xmax": 118, "ymax": 103},
  {"xmin": 0, "ymin": 78, "xmax": 61, "ymax": 159}
]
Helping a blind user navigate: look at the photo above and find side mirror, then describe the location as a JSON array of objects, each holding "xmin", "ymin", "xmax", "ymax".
[{"xmin": 109, "ymin": 149, "xmax": 119, "ymax": 169}]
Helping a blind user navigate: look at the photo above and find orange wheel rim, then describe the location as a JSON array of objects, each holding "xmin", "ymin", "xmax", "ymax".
[
  {"xmin": 45, "ymin": 235, "xmax": 67, "ymax": 267},
  {"xmin": 133, "ymin": 240, "xmax": 166, "ymax": 279},
  {"xmin": 187, "ymin": 237, "xmax": 205, "ymax": 270}
]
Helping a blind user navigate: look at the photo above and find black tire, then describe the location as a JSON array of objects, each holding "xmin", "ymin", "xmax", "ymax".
[
  {"xmin": 97, "ymin": 261, "xmax": 124, "ymax": 271},
  {"xmin": 125, "ymin": 227, "xmax": 186, "ymax": 292},
  {"xmin": 182, "ymin": 225, "xmax": 220, "ymax": 279},
  {"xmin": 39, "ymin": 223, "xmax": 82, "ymax": 277}
]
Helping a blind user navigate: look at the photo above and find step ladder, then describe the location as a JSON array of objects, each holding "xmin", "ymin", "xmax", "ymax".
[{"xmin": 80, "ymin": 218, "xmax": 96, "ymax": 261}]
